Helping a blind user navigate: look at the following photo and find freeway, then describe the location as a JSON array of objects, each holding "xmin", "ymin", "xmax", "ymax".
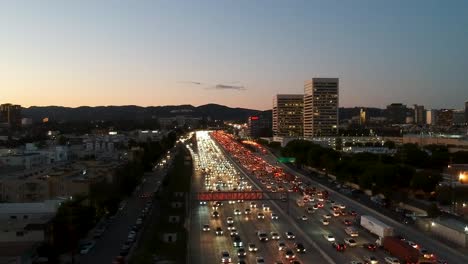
[
  {"xmin": 266, "ymin": 152, "xmax": 468, "ymax": 264},
  {"xmin": 213, "ymin": 132, "xmax": 394, "ymax": 264},
  {"xmin": 188, "ymin": 131, "xmax": 329, "ymax": 264}
]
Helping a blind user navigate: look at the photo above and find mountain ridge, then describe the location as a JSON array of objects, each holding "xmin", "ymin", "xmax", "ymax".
[{"xmin": 21, "ymin": 104, "xmax": 271, "ymax": 122}]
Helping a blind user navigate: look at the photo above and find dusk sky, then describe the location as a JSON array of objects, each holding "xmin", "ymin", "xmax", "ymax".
[{"xmin": 1, "ymin": 0, "xmax": 467, "ymax": 110}]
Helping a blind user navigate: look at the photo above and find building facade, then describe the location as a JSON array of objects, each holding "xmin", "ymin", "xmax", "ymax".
[
  {"xmin": 303, "ymin": 78, "xmax": 339, "ymax": 138},
  {"xmin": 272, "ymin": 94, "xmax": 304, "ymax": 137},
  {"xmin": 386, "ymin": 103, "xmax": 407, "ymax": 124},
  {"xmin": 0, "ymin": 104, "xmax": 21, "ymax": 128},
  {"xmin": 437, "ymin": 109, "xmax": 454, "ymax": 126},
  {"xmin": 465, "ymin": 101, "xmax": 468, "ymax": 124},
  {"xmin": 247, "ymin": 115, "xmax": 272, "ymax": 138},
  {"xmin": 413, "ymin": 104, "xmax": 426, "ymax": 125},
  {"xmin": 426, "ymin": 109, "xmax": 439, "ymax": 125}
]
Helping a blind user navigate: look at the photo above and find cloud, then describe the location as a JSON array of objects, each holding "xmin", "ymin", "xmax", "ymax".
[
  {"xmin": 212, "ymin": 84, "xmax": 246, "ymax": 91},
  {"xmin": 179, "ymin": 81, "xmax": 247, "ymax": 91},
  {"xmin": 179, "ymin": 81, "xmax": 203, "ymax": 85}
]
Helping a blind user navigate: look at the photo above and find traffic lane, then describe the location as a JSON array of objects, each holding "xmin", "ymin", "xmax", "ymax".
[
  {"xmin": 289, "ymin": 193, "xmax": 387, "ymax": 246},
  {"xmin": 289, "ymin": 205, "xmax": 390, "ymax": 263},
  {"xmin": 80, "ymin": 170, "xmax": 164, "ymax": 263},
  {"xmin": 268, "ymin": 183, "xmax": 391, "ymax": 263},
  {"xmin": 238, "ymin": 170, "xmax": 389, "ymax": 264},
  {"xmin": 221, "ymin": 149, "xmax": 335, "ymax": 264},
  {"xmin": 275, "ymin": 158, "xmax": 468, "ymax": 264},
  {"xmin": 217, "ymin": 202, "xmax": 314, "ymax": 264}
]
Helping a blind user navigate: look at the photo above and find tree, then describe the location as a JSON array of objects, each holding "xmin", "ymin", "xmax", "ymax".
[
  {"xmin": 383, "ymin": 140, "xmax": 396, "ymax": 149},
  {"xmin": 57, "ymin": 135, "xmax": 68, "ymax": 145},
  {"xmin": 410, "ymin": 170, "xmax": 442, "ymax": 193},
  {"xmin": 396, "ymin": 144, "xmax": 429, "ymax": 167}
]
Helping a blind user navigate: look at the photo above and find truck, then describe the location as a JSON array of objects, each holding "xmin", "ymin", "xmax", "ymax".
[
  {"xmin": 382, "ymin": 236, "xmax": 433, "ymax": 264},
  {"xmin": 360, "ymin": 215, "xmax": 393, "ymax": 239}
]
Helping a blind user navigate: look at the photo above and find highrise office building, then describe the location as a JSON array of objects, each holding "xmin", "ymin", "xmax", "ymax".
[
  {"xmin": 465, "ymin": 101, "xmax": 468, "ymax": 124},
  {"xmin": 386, "ymin": 103, "xmax": 408, "ymax": 124},
  {"xmin": 426, "ymin": 109, "xmax": 438, "ymax": 125},
  {"xmin": 303, "ymin": 78, "xmax": 339, "ymax": 138},
  {"xmin": 413, "ymin": 104, "xmax": 426, "ymax": 125},
  {"xmin": 272, "ymin": 94, "xmax": 304, "ymax": 137},
  {"xmin": 437, "ymin": 109, "xmax": 454, "ymax": 126},
  {"xmin": 247, "ymin": 115, "xmax": 272, "ymax": 138},
  {"xmin": 0, "ymin": 104, "xmax": 21, "ymax": 127}
]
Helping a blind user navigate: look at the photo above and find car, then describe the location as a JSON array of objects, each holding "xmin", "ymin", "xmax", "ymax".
[
  {"xmin": 212, "ymin": 211, "xmax": 220, "ymax": 218},
  {"xmin": 284, "ymin": 248, "xmax": 296, "ymax": 259},
  {"xmin": 323, "ymin": 214, "xmax": 332, "ymax": 219},
  {"xmin": 306, "ymin": 207, "xmax": 314, "ymax": 214},
  {"xmin": 300, "ymin": 215, "xmax": 308, "ymax": 221},
  {"xmin": 215, "ymin": 227, "xmax": 223, "ymax": 236},
  {"xmin": 257, "ymin": 232, "xmax": 268, "ymax": 241},
  {"xmin": 362, "ymin": 243, "xmax": 377, "ymax": 251},
  {"xmin": 350, "ymin": 261, "xmax": 364, "ymax": 264},
  {"xmin": 237, "ymin": 247, "xmax": 246, "ymax": 257},
  {"xmin": 230, "ymin": 228, "xmax": 239, "ymax": 237},
  {"xmin": 202, "ymin": 224, "xmax": 210, "ymax": 231},
  {"xmin": 237, "ymin": 261, "xmax": 246, "ymax": 264},
  {"xmin": 407, "ymin": 241, "xmax": 418, "ymax": 249},
  {"xmin": 250, "ymin": 202, "xmax": 257, "ymax": 208},
  {"xmin": 270, "ymin": 232, "xmax": 280, "ymax": 240},
  {"xmin": 363, "ymin": 256, "xmax": 379, "ymax": 264},
  {"xmin": 324, "ymin": 234, "xmax": 335, "ymax": 242},
  {"xmin": 244, "ymin": 208, "xmax": 251, "ymax": 215},
  {"xmin": 227, "ymin": 217, "xmax": 234, "ymax": 224},
  {"xmin": 227, "ymin": 223, "xmax": 235, "ymax": 230},
  {"xmin": 332, "ymin": 210, "xmax": 341, "ymax": 217},
  {"xmin": 278, "ymin": 241, "xmax": 286, "ymax": 251},
  {"xmin": 262, "ymin": 204, "xmax": 270, "ymax": 211},
  {"xmin": 256, "ymin": 257, "xmax": 265, "ymax": 263},
  {"xmin": 343, "ymin": 219, "xmax": 352, "ymax": 226},
  {"xmin": 285, "ymin": 231, "xmax": 295, "ymax": 239},
  {"xmin": 420, "ymin": 248, "xmax": 434, "ymax": 259},
  {"xmin": 234, "ymin": 209, "xmax": 241, "ymax": 215},
  {"xmin": 271, "ymin": 213, "xmax": 279, "ymax": 220},
  {"xmin": 233, "ymin": 235, "xmax": 243, "ymax": 247},
  {"xmin": 344, "ymin": 238, "xmax": 357, "ymax": 247},
  {"xmin": 120, "ymin": 242, "xmax": 132, "ymax": 251},
  {"xmin": 199, "ymin": 201, "xmax": 207, "ymax": 205},
  {"xmin": 229, "ymin": 200, "xmax": 236, "ymax": 204},
  {"xmin": 248, "ymin": 243, "xmax": 258, "ymax": 252},
  {"xmin": 79, "ymin": 241, "xmax": 96, "ymax": 254},
  {"xmin": 321, "ymin": 218, "xmax": 330, "ymax": 225},
  {"xmin": 257, "ymin": 212, "xmax": 265, "ymax": 219},
  {"xmin": 384, "ymin": 257, "xmax": 400, "ymax": 264},
  {"xmin": 338, "ymin": 203, "xmax": 346, "ymax": 209},
  {"xmin": 294, "ymin": 243, "xmax": 306, "ymax": 253},
  {"xmin": 290, "ymin": 261, "xmax": 301, "ymax": 264},
  {"xmin": 345, "ymin": 227, "xmax": 359, "ymax": 237},
  {"xmin": 221, "ymin": 251, "xmax": 231, "ymax": 263},
  {"xmin": 332, "ymin": 242, "xmax": 346, "ymax": 252},
  {"xmin": 350, "ymin": 210, "xmax": 358, "ymax": 216}
]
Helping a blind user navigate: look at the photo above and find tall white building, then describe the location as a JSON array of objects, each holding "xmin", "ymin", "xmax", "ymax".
[
  {"xmin": 272, "ymin": 94, "xmax": 304, "ymax": 137},
  {"xmin": 303, "ymin": 78, "xmax": 339, "ymax": 138}
]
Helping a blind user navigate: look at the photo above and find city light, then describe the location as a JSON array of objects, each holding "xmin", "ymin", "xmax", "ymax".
[{"xmin": 459, "ymin": 172, "xmax": 467, "ymax": 183}]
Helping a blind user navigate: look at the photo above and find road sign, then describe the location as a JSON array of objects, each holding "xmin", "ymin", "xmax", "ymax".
[
  {"xmin": 197, "ymin": 191, "xmax": 263, "ymax": 201},
  {"xmin": 277, "ymin": 157, "xmax": 296, "ymax": 163}
]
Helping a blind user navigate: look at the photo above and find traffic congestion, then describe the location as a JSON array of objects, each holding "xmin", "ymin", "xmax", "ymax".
[{"xmin": 207, "ymin": 130, "xmax": 444, "ymax": 264}]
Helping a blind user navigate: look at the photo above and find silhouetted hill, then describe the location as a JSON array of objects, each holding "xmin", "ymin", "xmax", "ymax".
[{"xmin": 22, "ymin": 104, "xmax": 271, "ymax": 122}]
